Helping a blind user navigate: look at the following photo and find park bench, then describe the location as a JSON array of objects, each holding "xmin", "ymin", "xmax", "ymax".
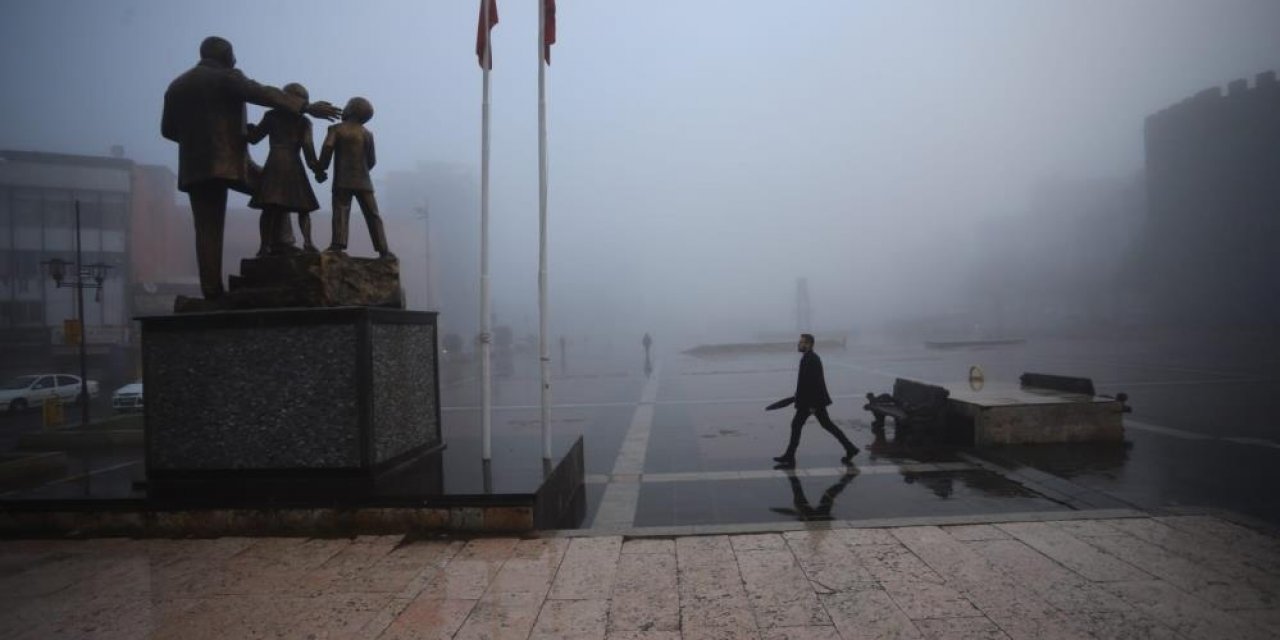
[
  {"xmin": 863, "ymin": 378, "xmax": 951, "ymax": 433},
  {"xmin": 1020, "ymin": 372, "xmax": 1131, "ymax": 412}
]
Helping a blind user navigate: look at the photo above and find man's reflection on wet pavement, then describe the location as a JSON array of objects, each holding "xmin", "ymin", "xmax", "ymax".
[{"xmin": 770, "ymin": 467, "xmax": 859, "ymax": 521}]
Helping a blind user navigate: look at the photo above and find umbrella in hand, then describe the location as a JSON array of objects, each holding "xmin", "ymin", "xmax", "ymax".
[{"xmin": 766, "ymin": 396, "xmax": 795, "ymax": 411}]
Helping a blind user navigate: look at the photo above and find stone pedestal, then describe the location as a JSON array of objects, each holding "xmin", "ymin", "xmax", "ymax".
[
  {"xmin": 141, "ymin": 307, "xmax": 441, "ymax": 504},
  {"xmin": 175, "ymin": 252, "xmax": 404, "ymax": 313},
  {"xmin": 946, "ymin": 384, "xmax": 1125, "ymax": 446}
]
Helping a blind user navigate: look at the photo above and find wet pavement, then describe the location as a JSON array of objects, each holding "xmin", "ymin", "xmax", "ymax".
[
  {"xmin": 1, "ymin": 513, "xmax": 1277, "ymax": 639},
  {"xmin": 6, "ymin": 332, "xmax": 1280, "ymax": 530},
  {"xmin": 442, "ymin": 333, "xmax": 1280, "ymax": 530}
]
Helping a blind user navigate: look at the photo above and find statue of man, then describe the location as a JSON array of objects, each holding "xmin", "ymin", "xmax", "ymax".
[{"xmin": 162, "ymin": 36, "xmax": 341, "ymax": 300}]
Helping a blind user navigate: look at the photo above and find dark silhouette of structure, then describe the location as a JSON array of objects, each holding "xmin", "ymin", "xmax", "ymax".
[
  {"xmin": 1141, "ymin": 69, "xmax": 1280, "ymax": 326},
  {"xmin": 162, "ymin": 36, "xmax": 340, "ymax": 300}
]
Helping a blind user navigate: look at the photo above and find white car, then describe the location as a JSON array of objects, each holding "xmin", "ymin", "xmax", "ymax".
[
  {"xmin": 112, "ymin": 380, "xmax": 144, "ymax": 413},
  {"xmin": 0, "ymin": 374, "xmax": 99, "ymax": 413}
]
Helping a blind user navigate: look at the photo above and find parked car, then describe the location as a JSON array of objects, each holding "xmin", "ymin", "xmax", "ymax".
[
  {"xmin": 0, "ymin": 374, "xmax": 99, "ymax": 413},
  {"xmin": 112, "ymin": 380, "xmax": 144, "ymax": 413}
]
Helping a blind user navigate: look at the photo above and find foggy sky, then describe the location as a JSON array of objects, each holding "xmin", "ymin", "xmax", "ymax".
[{"xmin": 3, "ymin": 1, "xmax": 1279, "ymax": 345}]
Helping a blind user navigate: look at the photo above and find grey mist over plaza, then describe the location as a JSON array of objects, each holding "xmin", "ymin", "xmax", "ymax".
[
  {"xmin": 4, "ymin": 1, "xmax": 1279, "ymax": 347},
  {"xmin": 8, "ymin": 5, "xmax": 1280, "ymax": 634}
]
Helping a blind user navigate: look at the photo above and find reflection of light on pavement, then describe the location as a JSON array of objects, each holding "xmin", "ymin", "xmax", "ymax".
[{"xmin": 592, "ymin": 362, "xmax": 661, "ymax": 529}]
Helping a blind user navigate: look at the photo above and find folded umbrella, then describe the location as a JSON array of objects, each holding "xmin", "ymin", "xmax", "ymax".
[{"xmin": 766, "ymin": 396, "xmax": 795, "ymax": 411}]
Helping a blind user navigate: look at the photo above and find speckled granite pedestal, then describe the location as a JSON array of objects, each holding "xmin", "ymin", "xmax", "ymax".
[{"xmin": 140, "ymin": 307, "xmax": 442, "ymax": 506}]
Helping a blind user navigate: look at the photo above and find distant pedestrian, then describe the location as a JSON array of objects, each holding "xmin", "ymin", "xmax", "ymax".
[
  {"xmin": 642, "ymin": 332, "xmax": 653, "ymax": 378},
  {"xmin": 772, "ymin": 333, "xmax": 859, "ymax": 468}
]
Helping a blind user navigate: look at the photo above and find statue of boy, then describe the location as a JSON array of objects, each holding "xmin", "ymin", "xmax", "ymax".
[{"xmin": 317, "ymin": 97, "xmax": 394, "ymax": 260}]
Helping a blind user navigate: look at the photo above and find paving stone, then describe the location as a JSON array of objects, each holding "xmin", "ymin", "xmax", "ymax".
[
  {"xmin": 604, "ymin": 631, "xmax": 682, "ymax": 640},
  {"xmin": 986, "ymin": 610, "xmax": 1096, "ymax": 640},
  {"xmin": 549, "ymin": 536, "xmax": 622, "ymax": 600},
  {"xmin": 1233, "ymin": 606, "xmax": 1280, "ymax": 636},
  {"xmin": 1062, "ymin": 609, "xmax": 1181, "ymax": 640},
  {"xmin": 996, "ymin": 522, "xmax": 1150, "ymax": 582},
  {"xmin": 942, "ymin": 524, "xmax": 1011, "ymax": 541},
  {"xmin": 819, "ymin": 589, "xmax": 923, "ymax": 639},
  {"xmin": 1098, "ymin": 517, "xmax": 1280, "ymax": 605},
  {"xmin": 529, "ymin": 598, "xmax": 608, "ymax": 639},
  {"xmin": 966, "ymin": 539, "xmax": 1128, "ymax": 613},
  {"xmin": 10, "ymin": 594, "xmax": 157, "ymax": 639},
  {"xmin": 678, "ymin": 536, "xmax": 759, "ymax": 638},
  {"xmin": 677, "ymin": 535, "xmax": 746, "ymax": 599},
  {"xmin": 1153, "ymin": 515, "xmax": 1280, "ymax": 575},
  {"xmin": 783, "ymin": 530, "xmax": 877, "ymax": 593},
  {"xmin": 759, "ymin": 625, "xmax": 842, "ymax": 640},
  {"xmin": 453, "ymin": 590, "xmax": 545, "ymax": 640},
  {"xmin": 1104, "ymin": 579, "xmax": 1273, "ymax": 640},
  {"xmin": 286, "ymin": 592, "xmax": 392, "ymax": 638},
  {"xmin": 609, "ymin": 551, "xmax": 679, "ymax": 632},
  {"xmin": 736, "ymin": 548, "xmax": 831, "ymax": 628},
  {"xmin": 377, "ymin": 596, "xmax": 475, "ymax": 640},
  {"xmin": 849, "ymin": 543, "xmax": 980, "ymax": 620},
  {"xmin": 892, "ymin": 526, "xmax": 1081, "ymax": 635},
  {"xmin": 488, "ymin": 538, "xmax": 569, "ymax": 596},
  {"xmin": 149, "ymin": 594, "xmax": 314, "ymax": 640},
  {"xmin": 621, "ymin": 538, "xmax": 675, "ymax": 555},
  {"xmin": 914, "ymin": 615, "xmax": 1010, "ymax": 639},
  {"xmin": 1050, "ymin": 519, "xmax": 1129, "ymax": 538},
  {"xmin": 418, "ymin": 538, "xmax": 518, "ymax": 599},
  {"xmin": 732, "ymin": 533, "xmax": 789, "ymax": 552},
  {"xmin": 837, "ymin": 527, "xmax": 898, "ymax": 545},
  {"xmin": 1080, "ymin": 528, "xmax": 1275, "ymax": 609}
]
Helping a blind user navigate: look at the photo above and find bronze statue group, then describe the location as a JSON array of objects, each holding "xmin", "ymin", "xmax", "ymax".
[
  {"xmin": 163, "ymin": 38, "xmax": 858, "ymax": 472},
  {"xmin": 162, "ymin": 36, "xmax": 393, "ymax": 301}
]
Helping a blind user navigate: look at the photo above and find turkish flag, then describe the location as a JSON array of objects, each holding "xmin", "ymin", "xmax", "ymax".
[
  {"xmin": 476, "ymin": 0, "xmax": 498, "ymax": 69},
  {"xmin": 543, "ymin": 0, "xmax": 556, "ymax": 64}
]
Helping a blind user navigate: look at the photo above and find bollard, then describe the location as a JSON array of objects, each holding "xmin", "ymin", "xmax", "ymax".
[{"xmin": 42, "ymin": 398, "xmax": 65, "ymax": 429}]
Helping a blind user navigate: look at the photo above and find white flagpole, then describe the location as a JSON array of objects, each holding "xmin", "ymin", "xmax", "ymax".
[
  {"xmin": 480, "ymin": 0, "xmax": 494, "ymax": 462},
  {"xmin": 537, "ymin": 0, "xmax": 552, "ymax": 461}
]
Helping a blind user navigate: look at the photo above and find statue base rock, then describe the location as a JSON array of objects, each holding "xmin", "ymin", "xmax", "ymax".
[{"xmin": 175, "ymin": 252, "xmax": 405, "ymax": 312}]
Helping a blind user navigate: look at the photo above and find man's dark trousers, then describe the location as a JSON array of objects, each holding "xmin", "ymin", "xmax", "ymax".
[{"xmin": 782, "ymin": 406, "xmax": 856, "ymax": 459}]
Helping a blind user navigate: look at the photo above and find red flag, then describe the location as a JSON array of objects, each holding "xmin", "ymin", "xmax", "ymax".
[
  {"xmin": 543, "ymin": 0, "xmax": 556, "ymax": 64},
  {"xmin": 476, "ymin": 0, "xmax": 498, "ymax": 69}
]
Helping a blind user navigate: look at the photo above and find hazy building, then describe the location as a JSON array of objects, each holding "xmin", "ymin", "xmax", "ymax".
[
  {"xmin": 1142, "ymin": 70, "xmax": 1280, "ymax": 326},
  {"xmin": 0, "ymin": 150, "xmax": 133, "ymax": 366},
  {"xmin": 383, "ymin": 162, "xmax": 479, "ymax": 348},
  {"xmin": 963, "ymin": 174, "xmax": 1146, "ymax": 337}
]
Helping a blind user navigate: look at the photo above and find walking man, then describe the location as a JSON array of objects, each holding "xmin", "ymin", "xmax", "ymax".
[{"xmin": 773, "ymin": 333, "xmax": 859, "ymax": 468}]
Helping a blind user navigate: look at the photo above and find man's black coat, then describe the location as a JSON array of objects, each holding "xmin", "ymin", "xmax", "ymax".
[{"xmin": 795, "ymin": 351, "xmax": 833, "ymax": 410}]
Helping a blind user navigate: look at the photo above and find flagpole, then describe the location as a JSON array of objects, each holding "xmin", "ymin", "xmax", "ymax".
[
  {"xmin": 480, "ymin": 0, "xmax": 494, "ymax": 462},
  {"xmin": 537, "ymin": 0, "xmax": 552, "ymax": 461}
]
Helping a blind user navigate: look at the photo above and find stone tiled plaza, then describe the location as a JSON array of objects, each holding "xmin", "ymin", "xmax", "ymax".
[{"xmin": 3, "ymin": 514, "xmax": 1278, "ymax": 639}]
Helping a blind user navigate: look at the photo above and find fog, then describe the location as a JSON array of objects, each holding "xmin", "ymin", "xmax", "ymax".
[{"xmin": 3, "ymin": 1, "xmax": 1279, "ymax": 348}]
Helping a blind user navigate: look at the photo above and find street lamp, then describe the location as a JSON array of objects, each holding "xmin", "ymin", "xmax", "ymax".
[{"xmin": 41, "ymin": 200, "xmax": 111, "ymax": 428}]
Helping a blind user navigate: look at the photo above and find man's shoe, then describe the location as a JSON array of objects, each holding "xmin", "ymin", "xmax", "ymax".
[
  {"xmin": 772, "ymin": 455, "xmax": 795, "ymax": 464},
  {"xmin": 840, "ymin": 446, "xmax": 860, "ymax": 464}
]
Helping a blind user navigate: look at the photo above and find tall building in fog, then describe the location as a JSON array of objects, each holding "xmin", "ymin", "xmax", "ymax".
[{"xmin": 1142, "ymin": 70, "xmax": 1280, "ymax": 326}]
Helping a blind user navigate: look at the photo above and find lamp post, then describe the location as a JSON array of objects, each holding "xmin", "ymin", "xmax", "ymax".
[{"xmin": 41, "ymin": 200, "xmax": 111, "ymax": 428}]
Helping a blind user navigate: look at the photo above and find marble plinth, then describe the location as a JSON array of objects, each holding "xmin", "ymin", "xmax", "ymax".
[{"xmin": 140, "ymin": 307, "xmax": 441, "ymax": 504}]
